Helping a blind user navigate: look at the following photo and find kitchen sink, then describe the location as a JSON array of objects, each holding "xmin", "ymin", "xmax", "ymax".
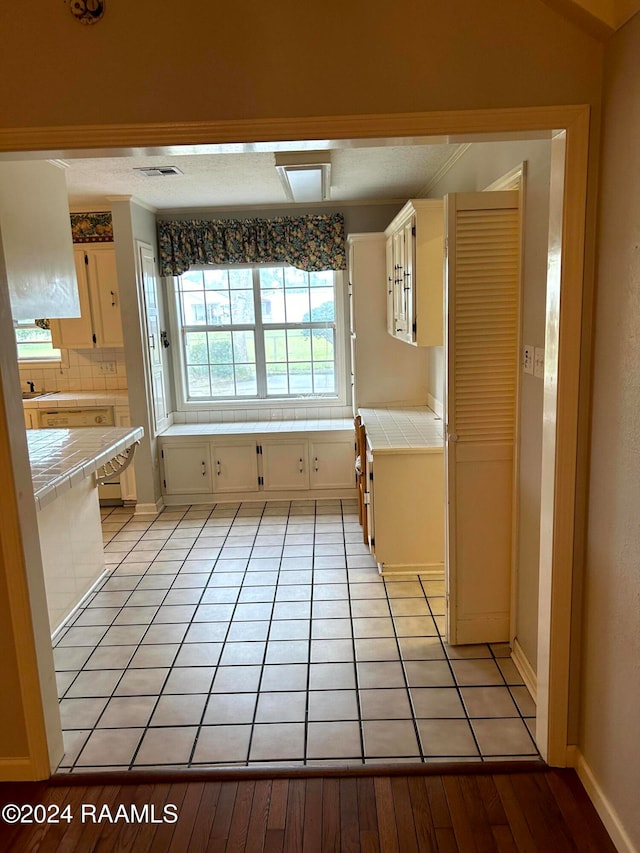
[{"xmin": 21, "ymin": 391, "xmax": 52, "ymax": 399}]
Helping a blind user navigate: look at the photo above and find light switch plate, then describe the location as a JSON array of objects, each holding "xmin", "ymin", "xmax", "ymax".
[
  {"xmin": 100, "ymin": 361, "xmax": 116, "ymax": 374},
  {"xmin": 523, "ymin": 344, "xmax": 534, "ymax": 375},
  {"xmin": 534, "ymin": 347, "xmax": 545, "ymax": 379}
]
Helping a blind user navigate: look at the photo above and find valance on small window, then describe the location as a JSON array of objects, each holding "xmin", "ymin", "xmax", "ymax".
[{"xmin": 157, "ymin": 213, "xmax": 347, "ymax": 276}]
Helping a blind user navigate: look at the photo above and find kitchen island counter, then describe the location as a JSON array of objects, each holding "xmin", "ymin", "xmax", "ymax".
[{"xmin": 28, "ymin": 426, "xmax": 143, "ymax": 634}]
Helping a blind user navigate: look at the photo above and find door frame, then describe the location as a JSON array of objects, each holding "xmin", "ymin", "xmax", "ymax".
[{"xmin": 0, "ymin": 104, "xmax": 591, "ymax": 772}]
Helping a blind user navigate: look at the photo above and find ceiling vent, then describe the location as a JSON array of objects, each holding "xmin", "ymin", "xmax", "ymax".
[{"xmin": 133, "ymin": 166, "xmax": 184, "ymax": 177}]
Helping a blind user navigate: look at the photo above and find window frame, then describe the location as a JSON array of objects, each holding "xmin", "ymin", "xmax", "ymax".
[{"xmin": 169, "ymin": 263, "xmax": 348, "ymax": 411}]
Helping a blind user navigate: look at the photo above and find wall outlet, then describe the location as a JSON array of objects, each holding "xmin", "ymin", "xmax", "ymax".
[
  {"xmin": 100, "ymin": 361, "xmax": 116, "ymax": 374},
  {"xmin": 523, "ymin": 344, "xmax": 534, "ymax": 375},
  {"xmin": 534, "ymin": 347, "xmax": 545, "ymax": 379}
]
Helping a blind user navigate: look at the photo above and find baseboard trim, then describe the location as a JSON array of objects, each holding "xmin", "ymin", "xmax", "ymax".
[
  {"xmin": 378, "ymin": 565, "xmax": 445, "ymax": 579},
  {"xmin": 135, "ymin": 499, "xmax": 164, "ymax": 516},
  {"xmin": 427, "ymin": 393, "xmax": 444, "ymax": 418},
  {"xmin": 511, "ymin": 638, "xmax": 537, "ymax": 703},
  {"xmin": 0, "ymin": 757, "xmax": 41, "ymax": 781},
  {"xmin": 568, "ymin": 747, "xmax": 637, "ymax": 853}
]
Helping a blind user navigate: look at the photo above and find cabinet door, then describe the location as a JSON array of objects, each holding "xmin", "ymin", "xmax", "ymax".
[
  {"xmin": 392, "ymin": 229, "xmax": 407, "ymax": 337},
  {"xmin": 261, "ymin": 440, "xmax": 309, "ymax": 490},
  {"xmin": 309, "ymin": 439, "xmax": 355, "ymax": 489},
  {"xmin": 212, "ymin": 442, "xmax": 259, "ymax": 493},
  {"xmin": 402, "ymin": 217, "xmax": 416, "ymax": 343},
  {"xmin": 161, "ymin": 443, "xmax": 212, "ymax": 494},
  {"xmin": 116, "ymin": 409, "xmax": 137, "ymax": 502},
  {"xmin": 385, "ymin": 235, "xmax": 395, "ymax": 336},
  {"xmin": 50, "ymin": 250, "xmax": 94, "ymax": 348},
  {"xmin": 89, "ymin": 248, "xmax": 124, "ymax": 347},
  {"xmin": 24, "ymin": 408, "xmax": 36, "ymax": 430}
]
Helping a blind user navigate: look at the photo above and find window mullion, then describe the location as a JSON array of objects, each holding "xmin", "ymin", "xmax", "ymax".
[{"xmin": 253, "ymin": 268, "xmax": 267, "ymax": 398}]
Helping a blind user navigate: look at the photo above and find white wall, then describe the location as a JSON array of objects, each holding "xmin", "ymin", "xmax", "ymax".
[
  {"xmin": 579, "ymin": 11, "xmax": 640, "ymax": 850},
  {"xmin": 426, "ymin": 140, "xmax": 552, "ymax": 671}
]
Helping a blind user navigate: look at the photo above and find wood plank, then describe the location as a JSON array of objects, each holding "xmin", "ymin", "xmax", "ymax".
[
  {"xmin": 187, "ymin": 782, "xmax": 222, "ymax": 853},
  {"xmin": 406, "ymin": 776, "xmax": 437, "ymax": 853},
  {"xmin": 91, "ymin": 782, "xmax": 159, "ymax": 853},
  {"xmin": 435, "ymin": 826, "xmax": 459, "ymax": 853},
  {"xmin": 264, "ymin": 829, "xmax": 285, "ymax": 853},
  {"xmin": 509, "ymin": 773, "xmax": 575, "ymax": 852},
  {"xmin": 168, "ymin": 781, "xmax": 205, "ymax": 853},
  {"xmin": 373, "ymin": 777, "xmax": 399, "ymax": 853},
  {"xmin": 36, "ymin": 785, "xmax": 89, "ymax": 853},
  {"xmin": 475, "ymin": 776, "xmax": 508, "ymax": 827},
  {"xmin": 442, "ymin": 777, "xmax": 480, "ymax": 853},
  {"xmin": 55, "ymin": 784, "xmax": 118, "ymax": 853},
  {"xmin": 283, "ymin": 779, "xmax": 305, "ymax": 853},
  {"xmin": 339, "ymin": 778, "xmax": 359, "ymax": 853},
  {"xmin": 492, "ymin": 775, "xmax": 537, "ymax": 853},
  {"xmin": 424, "ymin": 777, "xmax": 453, "ymax": 830},
  {"xmin": 491, "ymin": 825, "xmax": 518, "ymax": 853},
  {"xmin": 225, "ymin": 780, "xmax": 255, "ymax": 853},
  {"xmin": 457, "ymin": 776, "xmax": 499, "ymax": 853},
  {"xmin": 390, "ymin": 777, "xmax": 419, "ymax": 853},
  {"xmin": 321, "ymin": 778, "xmax": 340, "ymax": 853},
  {"xmin": 207, "ymin": 782, "xmax": 238, "ymax": 851},
  {"xmin": 10, "ymin": 782, "xmax": 69, "ymax": 853},
  {"xmin": 546, "ymin": 770, "xmax": 617, "ymax": 853},
  {"xmin": 302, "ymin": 778, "xmax": 323, "ymax": 853},
  {"xmin": 145, "ymin": 782, "xmax": 190, "ymax": 853},
  {"xmin": 356, "ymin": 777, "xmax": 378, "ymax": 852},
  {"xmin": 131, "ymin": 784, "xmax": 184, "ymax": 853},
  {"xmin": 267, "ymin": 780, "xmax": 289, "ymax": 831},
  {"xmin": 246, "ymin": 780, "xmax": 272, "ymax": 853}
]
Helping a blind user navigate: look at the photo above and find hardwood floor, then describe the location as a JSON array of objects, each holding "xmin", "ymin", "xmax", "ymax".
[{"xmin": 0, "ymin": 767, "xmax": 616, "ymax": 851}]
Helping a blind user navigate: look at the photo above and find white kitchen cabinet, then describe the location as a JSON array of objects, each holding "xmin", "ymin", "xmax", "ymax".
[
  {"xmin": 115, "ymin": 408, "xmax": 137, "ymax": 503},
  {"xmin": 211, "ymin": 441, "xmax": 259, "ymax": 493},
  {"xmin": 309, "ymin": 439, "xmax": 356, "ymax": 490},
  {"xmin": 161, "ymin": 443, "xmax": 212, "ymax": 495},
  {"xmin": 51, "ymin": 245, "xmax": 124, "ymax": 349},
  {"xmin": 261, "ymin": 440, "xmax": 309, "ymax": 491},
  {"xmin": 366, "ymin": 447, "xmax": 445, "ymax": 574},
  {"xmin": 384, "ymin": 199, "xmax": 444, "ymax": 347},
  {"xmin": 24, "ymin": 408, "xmax": 36, "ymax": 430}
]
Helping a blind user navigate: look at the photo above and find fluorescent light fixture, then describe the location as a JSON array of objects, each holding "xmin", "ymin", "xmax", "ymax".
[{"xmin": 275, "ymin": 153, "xmax": 331, "ymax": 203}]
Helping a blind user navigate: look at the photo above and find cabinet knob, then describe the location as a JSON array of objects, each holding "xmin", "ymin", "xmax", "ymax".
[
  {"xmin": 216, "ymin": 460, "xmax": 221, "ymax": 476},
  {"xmin": 314, "ymin": 457, "xmax": 319, "ymax": 472},
  {"xmin": 110, "ymin": 290, "xmax": 117, "ymax": 307},
  {"xmin": 299, "ymin": 458, "xmax": 304, "ymax": 473}
]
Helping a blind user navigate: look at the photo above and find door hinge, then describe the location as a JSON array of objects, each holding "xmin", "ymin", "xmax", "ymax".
[
  {"xmin": 371, "ymin": 536, "xmax": 376, "ymax": 547},
  {"xmin": 256, "ymin": 444, "xmax": 262, "ymax": 455},
  {"xmin": 163, "ymin": 478, "xmax": 166, "ymax": 488},
  {"xmin": 258, "ymin": 475, "xmax": 264, "ymax": 486},
  {"xmin": 161, "ymin": 449, "xmax": 164, "ymax": 458},
  {"xmin": 92, "ymin": 333, "xmax": 97, "ymax": 344},
  {"xmin": 412, "ymin": 321, "xmax": 417, "ymax": 335},
  {"xmin": 84, "ymin": 253, "xmax": 89, "ymax": 265},
  {"xmin": 411, "ymin": 226, "xmax": 416, "ymax": 237},
  {"xmin": 369, "ymin": 471, "xmax": 374, "ymax": 482}
]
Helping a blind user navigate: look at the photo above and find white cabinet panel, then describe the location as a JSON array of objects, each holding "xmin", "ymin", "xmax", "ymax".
[
  {"xmin": 309, "ymin": 439, "xmax": 355, "ymax": 490},
  {"xmin": 212, "ymin": 442, "xmax": 259, "ymax": 493},
  {"xmin": 51, "ymin": 246, "xmax": 123, "ymax": 349},
  {"xmin": 261, "ymin": 440, "xmax": 309, "ymax": 490},
  {"xmin": 162, "ymin": 443, "xmax": 212, "ymax": 494}
]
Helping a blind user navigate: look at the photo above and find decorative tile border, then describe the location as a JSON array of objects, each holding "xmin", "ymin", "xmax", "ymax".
[{"xmin": 71, "ymin": 211, "xmax": 114, "ymax": 243}]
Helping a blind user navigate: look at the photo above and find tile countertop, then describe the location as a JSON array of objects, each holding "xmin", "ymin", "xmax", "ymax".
[
  {"xmin": 23, "ymin": 390, "xmax": 129, "ymax": 409},
  {"xmin": 161, "ymin": 417, "xmax": 355, "ymax": 437},
  {"xmin": 358, "ymin": 406, "xmax": 444, "ymax": 453},
  {"xmin": 27, "ymin": 426, "xmax": 144, "ymax": 510}
]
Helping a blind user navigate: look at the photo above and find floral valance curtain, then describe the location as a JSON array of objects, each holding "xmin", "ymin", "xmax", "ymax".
[{"xmin": 157, "ymin": 213, "xmax": 347, "ymax": 276}]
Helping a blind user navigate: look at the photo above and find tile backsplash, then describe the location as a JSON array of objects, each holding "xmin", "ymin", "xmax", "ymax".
[{"xmin": 18, "ymin": 348, "xmax": 128, "ymax": 394}]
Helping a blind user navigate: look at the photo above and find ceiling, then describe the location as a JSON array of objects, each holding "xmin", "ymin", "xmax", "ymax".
[{"xmin": 63, "ymin": 142, "xmax": 466, "ymax": 211}]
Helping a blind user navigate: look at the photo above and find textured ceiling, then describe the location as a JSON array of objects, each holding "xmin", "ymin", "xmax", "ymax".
[{"xmin": 63, "ymin": 143, "xmax": 464, "ymax": 210}]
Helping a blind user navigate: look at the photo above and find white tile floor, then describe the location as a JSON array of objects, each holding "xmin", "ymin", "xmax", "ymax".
[{"xmin": 53, "ymin": 500, "xmax": 539, "ymax": 772}]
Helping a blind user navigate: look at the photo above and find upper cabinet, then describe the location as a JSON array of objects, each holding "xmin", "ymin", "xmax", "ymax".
[
  {"xmin": 0, "ymin": 161, "xmax": 80, "ymax": 321},
  {"xmin": 384, "ymin": 199, "xmax": 444, "ymax": 347},
  {"xmin": 51, "ymin": 245, "xmax": 124, "ymax": 349}
]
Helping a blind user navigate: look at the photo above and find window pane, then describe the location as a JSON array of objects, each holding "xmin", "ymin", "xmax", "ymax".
[
  {"xmin": 309, "ymin": 288, "xmax": 335, "ymax": 320},
  {"xmin": 203, "ymin": 269, "xmax": 228, "ymax": 290},
  {"xmin": 228, "ymin": 269, "xmax": 253, "ymax": 290},
  {"xmin": 230, "ymin": 290, "xmax": 255, "ymax": 324},
  {"xmin": 208, "ymin": 331, "xmax": 233, "ymax": 364},
  {"xmin": 180, "ymin": 270, "xmax": 204, "ymax": 290},
  {"xmin": 285, "ymin": 287, "xmax": 310, "ymax": 323},
  {"xmin": 187, "ymin": 365, "xmax": 211, "ymax": 397},
  {"xmin": 309, "ymin": 271, "xmax": 333, "ymax": 288},
  {"xmin": 205, "ymin": 291, "xmax": 231, "ymax": 325},
  {"xmin": 235, "ymin": 364, "xmax": 257, "ymax": 396},
  {"xmin": 260, "ymin": 289, "xmax": 286, "ymax": 323},
  {"xmin": 283, "ymin": 267, "xmax": 306, "ymax": 288},
  {"xmin": 289, "ymin": 362, "xmax": 313, "ymax": 394},
  {"xmin": 286, "ymin": 328, "xmax": 311, "ymax": 362},
  {"xmin": 181, "ymin": 291, "xmax": 206, "ymax": 325},
  {"xmin": 184, "ymin": 332, "xmax": 208, "ymax": 364},
  {"xmin": 259, "ymin": 268, "xmax": 284, "ymax": 290},
  {"xmin": 266, "ymin": 362, "xmax": 288, "ymax": 395},
  {"xmin": 16, "ymin": 324, "xmax": 60, "ymax": 361},
  {"xmin": 210, "ymin": 364, "xmax": 235, "ymax": 396},
  {"xmin": 313, "ymin": 361, "xmax": 335, "ymax": 393},
  {"xmin": 264, "ymin": 329, "xmax": 287, "ymax": 363},
  {"xmin": 311, "ymin": 328, "xmax": 334, "ymax": 360},
  {"xmin": 232, "ymin": 330, "xmax": 256, "ymax": 364}
]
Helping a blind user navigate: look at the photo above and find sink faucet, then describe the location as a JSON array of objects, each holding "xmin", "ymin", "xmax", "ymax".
[{"xmin": 26, "ymin": 381, "xmax": 35, "ymax": 393}]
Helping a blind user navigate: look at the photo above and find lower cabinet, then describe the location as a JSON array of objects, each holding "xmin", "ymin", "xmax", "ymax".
[
  {"xmin": 365, "ymin": 448, "xmax": 445, "ymax": 575},
  {"xmin": 159, "ymin": 431, "xmax": 356, "ymax": 501}
]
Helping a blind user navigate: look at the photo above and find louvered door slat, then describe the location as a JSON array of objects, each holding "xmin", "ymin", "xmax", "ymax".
[{"xmin": 445, "ymin": 190, "xmax": 520, "ymax": 646}]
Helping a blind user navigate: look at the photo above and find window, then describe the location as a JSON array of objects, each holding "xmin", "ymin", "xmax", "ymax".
[
  {"xmin": 175, "ymin": 265, "xmax": 341, "ymax": 402},
  {"xmin": 15, "ymin": 320, "xmax": 61, "ymax": 362}
]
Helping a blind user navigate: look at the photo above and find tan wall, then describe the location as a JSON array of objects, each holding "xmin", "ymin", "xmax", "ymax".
[
  {"xmin": 0, "ymin": 1, "xmax": 601, "ymax": 135},
  {"xmin": 580, "ymin": 11, "xmax": 640, "ymax": 848}
]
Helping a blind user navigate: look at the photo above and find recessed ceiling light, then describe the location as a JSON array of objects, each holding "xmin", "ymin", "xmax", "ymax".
[{"xmin": 275, "ymin": 153, "xmax": 331, "ymax": 203}]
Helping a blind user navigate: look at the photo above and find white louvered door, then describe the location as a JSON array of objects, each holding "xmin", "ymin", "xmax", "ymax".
[{"xmin": 445, "ymin": 191, "xmax": 520, "ymax": 645}]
